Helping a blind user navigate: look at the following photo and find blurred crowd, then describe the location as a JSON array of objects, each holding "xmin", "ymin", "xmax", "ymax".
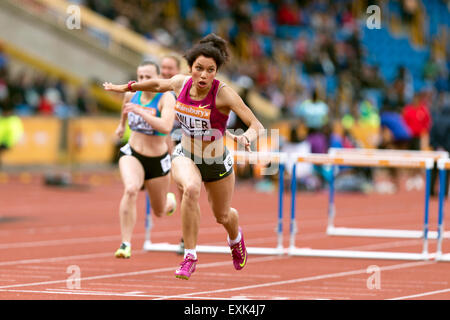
[
  {"xmin": 78, "ymin": 0, "xmax": 449, "ymax": 192},
  {"xmin": 2, "ymin": 0, "xmax": 450, "ymax": 194},
  {"xmin": 78, "ymin": 0, "xmax": 449, "ymax": 136},
  {"xmin": 0, "ymin": 44, "xmax": 98, "ymax": 118}
]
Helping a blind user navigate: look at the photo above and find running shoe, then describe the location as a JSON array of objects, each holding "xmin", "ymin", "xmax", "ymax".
[
  {"xmin": 229, "ymin": 227, "xmax": 247, "ymax": 270},
  {"xmin": 175, "ymin": 253, "xmax": 198, "ymax": 280},
  {"xmin": 166, "ymin": 192, "xmax": 176, "ymax": 216},
  {"xmin": 115, "ymin": 243, "xmax": 131, "ymax": 259}
]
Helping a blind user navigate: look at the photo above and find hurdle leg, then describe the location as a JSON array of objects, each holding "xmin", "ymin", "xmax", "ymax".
[
  {"xmin": 289, "ymin": 163, "xmax": 297, "ymax": 250},
  {"xmin": 422, "ymin": 167, "xmax": 431, "ymax": 258},
  {"xmin": 436, "ymin": 167, "xmax": 447, "ymax": 260},
  {"xmin": 326, "ymin": 165, "xmax": 336, "ymax": 234},
  {"xmin": 143, "ymin": 194, "xmax": 152, "ymax": 250},
  {"xmin": 277, "ymin": 163, "xmax": 285, "ymax": 252}
]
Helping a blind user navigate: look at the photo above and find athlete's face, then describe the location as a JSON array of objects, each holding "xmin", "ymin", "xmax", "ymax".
[
  {"xmin": 161, "ymin": 57, "xmax": 179, "ymax": 79},
  {"xmin": 136, "ymin": 64, "xmax": 159, "ymax": 83},
  {"xmin": 190, "ymin": 56, "xmax": 217, "ymax": 91}
]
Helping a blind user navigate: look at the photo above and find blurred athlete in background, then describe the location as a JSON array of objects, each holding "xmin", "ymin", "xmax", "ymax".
[{"xmin": 114, "ymin": 61, "xmax": 177, "ymax": 259}]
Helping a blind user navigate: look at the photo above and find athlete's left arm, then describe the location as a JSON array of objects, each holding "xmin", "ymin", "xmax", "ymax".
[
  {"xmin": 218, "ymin": 86, "xmax": 264, "ymax": 150},
  {"xmin": 123, "ymin": 92, "xmax": 176, "ymax": 135}
]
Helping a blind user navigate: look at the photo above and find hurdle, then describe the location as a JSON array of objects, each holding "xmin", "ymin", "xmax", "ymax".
[
  {"xmin": 142, "ymin": 151, "xmax": 288, "ymax": 256},
  {"xmin": 329, "ymin": 147, "xmax": 449, "ymax": 159},
  {"xmin": 288, "ymin": 153, "xmax": 435, "ymax": 260},
  {"xmin": 436, "ymin": 158, "xmax": 450, "ymax": 262},
  {"xmin": 326, "ymin": 148, "xmax": 450, "ymax": 240}
]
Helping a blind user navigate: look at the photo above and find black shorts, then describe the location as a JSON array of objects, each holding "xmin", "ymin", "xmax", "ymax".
[
  {"xmin": 119, "ymin": 144, "xmax": 171, "ymax": 181},
  {"xmin": 172, "ymin": 143, "xmax": 234, "ymax": 182}
]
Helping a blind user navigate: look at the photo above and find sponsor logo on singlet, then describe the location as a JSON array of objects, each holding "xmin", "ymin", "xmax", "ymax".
[{"xmin": 175, "ymin": 101, "xmax": 212, "ymax": 136}]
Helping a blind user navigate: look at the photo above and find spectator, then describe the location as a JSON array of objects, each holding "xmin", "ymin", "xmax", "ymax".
[
  {"xmin": 281, "ymin": 124, "xmax": 319, "ymax": 191},
  {"xmin": 378, "ymin": 98, "xmax": 413, "ymax": 193},
  {"xmin": 294, "ymin": 87, "xmax": 329, "ymax": 141},
  {"xmin": 0, "ymin": 43, "xmax": 8, "ymax": 74},
  {"xmin": 252, "ymin": 9, "xmax": 276, "ymax": 36},
  {"xmin": 38, "ymin": 92, "xmax": 54, "ymax": 115},
  {"xmin": 401, "ymin": 92, "xmax": 431, "ymax": 190},
  {"xmin": 0, "ymin": 103, "xmax": 24, "ymax": 168},
  {"xmin": 277, "ymin": 2, "xmax": 301, "ymax": 26},
  {"xmin": 402, "ymin": 92, "xmax": 432, "ymax": 151},
  {"xmin": 0, "ymin": 70, "xmax": 7, "ymax": 103},
  {"xmin": 429, "ymin": 94, "xmax": 450, "ymax": 197},
  {"xmin": 76, "ymin": 86, "xmax": 97, "ymax": 115}
]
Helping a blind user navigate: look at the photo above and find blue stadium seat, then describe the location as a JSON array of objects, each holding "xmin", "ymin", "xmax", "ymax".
[{"xmin": 361, "ymin": 19, "xmax": 431, "ymax": 85}]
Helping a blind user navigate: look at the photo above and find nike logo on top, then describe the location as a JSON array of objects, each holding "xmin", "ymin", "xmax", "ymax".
[{"xmin": 198, "ymin": 104, "xmax": 210, "ymax": 109}]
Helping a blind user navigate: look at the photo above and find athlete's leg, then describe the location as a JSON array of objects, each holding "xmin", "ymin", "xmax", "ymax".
[
  {"xmin": 205, "ymin": 171, "xmax": 247, "ymax": 270},
  {"xmin": 204, "ymin": 172, "xmax": 239, "ymax": 240},
  {"xmin": 171, "ymin": 156, "xmax": 202, "ymax": 251},
  {"xmin": 118, "ymin": 156, "xmax": 145, "ymax": 244},
  {"xmin": 168, "ymin": 138, "xmax": 183, "ymax": 211},
  {"xmin": 144, "ymin": 174, "xmax": 175, "ymax": 217}
]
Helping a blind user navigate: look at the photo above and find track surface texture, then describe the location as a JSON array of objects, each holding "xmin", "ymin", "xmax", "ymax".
[{"xmin": 0, "ymin": 171, "xmax": 449, "ymax": 301}]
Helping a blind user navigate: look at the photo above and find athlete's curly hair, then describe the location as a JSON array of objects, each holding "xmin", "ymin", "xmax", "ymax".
[{"xmin": 183, "ymin": 33, "xmax": 230, "ymax": 70}]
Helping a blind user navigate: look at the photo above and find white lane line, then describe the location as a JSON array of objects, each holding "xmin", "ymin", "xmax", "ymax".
[
  {"xmin": 154, "ymin": 260, "xmax": 434, "ymax": 300},
  {"xmin": 0, "ymin": 256, "xmax": 286, "ymax": 290},
  {"xmin": 0, "ymin": 253, "xmax": 439, "ymax": 300},
  {"xmin": 0, "ymin": 251, "xmax": 129, "ymax": 267},
  {"xmin": 388, "ymin": 288, "xmax": 450, "ymax": 300},
  {"xmin": 0, "ymin": 288, "xmax": 232, "ymax": 300},
  {"xmin": 0, "ymin": 266, "xmax": 178, "ymax": 290},
  {"xmin": 0, "ymin": 222, "xmax": 274, "ymax": 250},
  {"xmin": 0, "ymin": 235, "xmax": 123, "ymax": 249}
]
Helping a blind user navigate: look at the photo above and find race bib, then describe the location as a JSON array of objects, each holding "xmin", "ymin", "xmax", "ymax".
[
  {"xmin": 120, "ymin": 143, "xmax": 132, "ymax": 156},
  {"xmin": 128, "ymin": 108, "xmax": 157, "ymax": 135},
  {"xmin": 160, "ymin": 154, "xmax": 171, "ymax": 173},
  {"xmin": 172, "ymin": 143, "xmax": 184, "ymax": 158},
  {"xmin": 224, "ymin": 152, "xmax": 234, "ymax": 172}
]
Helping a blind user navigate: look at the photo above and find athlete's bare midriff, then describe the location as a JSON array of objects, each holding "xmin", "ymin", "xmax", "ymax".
[{"xmin": 128, "ymin": 131, "xmax": 168, "ymax": 157}]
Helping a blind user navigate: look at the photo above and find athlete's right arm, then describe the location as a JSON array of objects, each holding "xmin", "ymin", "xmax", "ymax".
[{"xmin": 104, "ymin": 75, "xmax": 186, "ymax": 95}]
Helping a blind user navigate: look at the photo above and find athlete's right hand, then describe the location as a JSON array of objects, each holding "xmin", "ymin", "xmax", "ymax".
[{"xmin": 103, "ymin": 82, "xmax": 128, "ymax": 93}]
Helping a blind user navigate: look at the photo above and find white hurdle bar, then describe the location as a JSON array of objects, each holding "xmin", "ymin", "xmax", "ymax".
[
  {"xmin": 329, "ymin": 147, "xmax": 449, "ymax": 159},
  {"xmin": 143, "ymin": 151, "xmax": 288, "ymax": 256},
  {"xmin": 326, "ymin": 148, "xmax": 450, "ymax": 240},
  {"xmin": 288, "ymin": 153, "xmax": 435, "ymax": 260},
  {"xmin": 436, "ymin": 159, "xmax": 450, "ymax": 262}
]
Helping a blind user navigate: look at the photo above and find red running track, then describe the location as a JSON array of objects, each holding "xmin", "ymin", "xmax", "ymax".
[{"xmin": 0, "ymin": 171, "xmax": 449, "ymax": 300}]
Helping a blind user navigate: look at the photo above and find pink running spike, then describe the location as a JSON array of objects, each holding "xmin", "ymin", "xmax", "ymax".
[
  {"xmin": 175, "ymin": 254, "xmax": 198, "ymax": 280},
  {"xmin": 229, "ymin": 227, "xmax": 248, "ymax": 270}
]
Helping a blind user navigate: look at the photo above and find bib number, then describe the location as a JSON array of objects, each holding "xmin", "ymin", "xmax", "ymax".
[
  {"xmin": 120, "ymin": 144, "xmax": 132, "ymax": 156},
  {"xmin": 223, "ymin": 152, "xmax": 234, "ymax": 172},
  {"xmin": 160, "ymin": 154, "xmax": 171, "ymax": 173}
]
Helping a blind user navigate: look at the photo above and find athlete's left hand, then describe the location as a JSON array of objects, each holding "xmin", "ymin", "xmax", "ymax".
[{"xmin": 123, "ymin": 103, "xmax": 139, "ymax": 115}]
